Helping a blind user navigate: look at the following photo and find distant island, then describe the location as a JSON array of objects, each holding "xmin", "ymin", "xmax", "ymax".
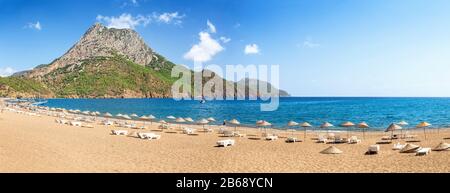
[{"xmin": 0, "ymin": 23, "xmax": 289, "ymax": 99}]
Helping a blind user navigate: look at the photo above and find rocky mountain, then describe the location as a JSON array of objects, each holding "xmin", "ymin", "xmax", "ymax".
[
  {"xmin": 238, "ymin": 78, "xmax": 290, "ymax": 98},
  {"xmin": 3, "ymin": 23, "xmax": 289, "ymax": 98},
  {"xmin": 21, "ymin": 23, "xmax": 154, "ymax": 79}
]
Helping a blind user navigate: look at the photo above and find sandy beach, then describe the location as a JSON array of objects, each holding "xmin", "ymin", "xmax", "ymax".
[{"xmin": 0, "ymin": 106, "xmax": 449, "ymax": 173}]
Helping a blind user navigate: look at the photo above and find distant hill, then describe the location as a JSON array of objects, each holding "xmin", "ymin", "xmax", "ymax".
[{"xmin": 3, "ymin": 23, "xmax": 289, "ymax": 98}]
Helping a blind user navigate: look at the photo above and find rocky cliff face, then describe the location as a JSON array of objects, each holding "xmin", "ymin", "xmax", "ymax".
[{"xmin": 23, "ymin": 23, "xmax": 154, "ymax": 78}]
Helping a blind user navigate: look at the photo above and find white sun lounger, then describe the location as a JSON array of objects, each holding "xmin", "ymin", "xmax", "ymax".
[
  {"xmin": 217, "ymin": 139, "xmax": 235, "ymax": 147},
  {"xmin": 348, "ymin": 136, "xmax": 361, "ymax": 144},
  {"xmin": 111, "ymin": 130, "xmax": 128, "ymax": 135},
  {"xmin": 266, "ymin": 135, "xmax": 278, "ymax": 141},
  {"xmin": 103, "ymin": 121, "xmax": 114, "ymax": 126},
  {"xmin": 137, "ymin": 132, "xmax": 161, "ymax": 140},
  {"xmin": 218, "ymin": 128, "xmax": 226, "ymax": 134},
  {"xmin": 318, "ymin": 135, "xmax": 328, "ymax": 143},
  {"xmin": 416, "ymin": 148, "xmax": 431, "ymax": 156},
  {"xmin": 183, "ymin": 127, "xmax": 196, "ymax": 134},
  {"xmin": 367, "ymin": 145, "xmax": 380, "ymax": 154},
  {"xmin": 223, "ymin": 130, "xmax": 234, "ymax": 137},
  {"xmin": 286, "ymin": 137, "xmax": 298, "ymax": 143},
  {"xmin": 70, "ymin": 121, "xmax": 82, "ymax": 127},
  {"xmin": 204, "ymin": 128, "xmax": 213, "ymax": 133},
  {"xmin": 82, "ymin": 124, "xmax": 94, "ymax": 128},
  {"xmin": 392, "ymin": 143, "xmax": 406, "ymax": 150}
]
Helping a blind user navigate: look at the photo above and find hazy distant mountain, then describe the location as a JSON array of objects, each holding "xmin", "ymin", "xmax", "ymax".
[{"xmin": 3, "ymin": 23, "xmax": 289, "ymax": 98}]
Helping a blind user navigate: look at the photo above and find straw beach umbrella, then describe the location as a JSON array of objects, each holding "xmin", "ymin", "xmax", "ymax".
[
  {"xmin": 357, "ymin": 122, "xmax": 369, "ymax": 139},
  {"xmin": 320, "ymin": 146, "xmax": 342, "ymax": 154},
  {"xmin": 340, "ymin": 121, "xmax": 355, "ymax": 138},
  {"xmin": 197, "ymin": 118, "xmax": 210, "ymax": 131},
  {"xmin": 130, "ymin": 113, "xmax": 139, "ymax": 124},
  {"xmin": 166, "ymin": 115, "xmax": 176, "ymax": 123},
  {"xmin": 207, "ymin": 117, "xmax": 216, "ymax": 122},
  {"xmin": 258, "ymin": 120, "xmax": 272, "ymax": 136},
  {"xmin": 397, "ymin": 121, "xmax": 408, "ymax": 138},
  {"xmin": 385, "ymin": 123, "xmax": 402, "ymax": 142},
  {"xmin": 300, "ymin": 122, "xmax": 312, "ymax": 141},
  {"xmin": 147, "ymin": 115, "xmax": 156, "ymax": 125},
  {"xmin": 287, "ymin": 121, "xmax": 299, "ymax": 137},
  {"xmin": 320, "ymin": 122, "xmax": 334, "ymax": 135},
  {"xmin": 228, "ymin": 119, "xmax": 240, "ymax": 132},
  {"xmin": 400, "ymin": 143, "xmax": 420, "ymax": 153},
  {"xmin": 103, "ymin": 112, "xmax": 113, "ymax": 129},
  {"xmin": 122, "ymin": 114, "xmax": 132, "ymax": 121},
  {"xmin": 139, "ymin": 115, "xmax": 149, "ymax": 128},
  {"xmin": 432, "ymin": 142, "xmax": 449, "ymax": 151},
  {"xmin": 175, "ymin": 117, "xmax": 186, "ymax": 129},
  {"xmin": 184, "ymin": 117, "xmax": 194, "ymax": 123},
  {"xmin": 130, "ymin": 113, "xmax": 138, "ymax": 119},
  {"xmin": 416, "ymin": 122, "xmax": 431, "ymax": 140}
]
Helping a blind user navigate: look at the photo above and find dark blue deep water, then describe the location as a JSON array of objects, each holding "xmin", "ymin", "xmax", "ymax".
[{"xmin": 38, "ymin": 97, "xmax": 450, "ymax": 130}]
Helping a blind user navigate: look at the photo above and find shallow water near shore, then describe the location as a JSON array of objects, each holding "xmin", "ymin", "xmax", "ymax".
[{"xmin": 38, "ymin": 97, "xmax": 450, "ymax": 129}]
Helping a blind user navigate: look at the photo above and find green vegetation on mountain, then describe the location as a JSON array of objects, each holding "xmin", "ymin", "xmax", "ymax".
[
  {"xmin": 0, "ymin": 76, "xmax": 52, "ymax": 98},
  {"xmin": 40, "ymin": 54, "xmax": 175, "ymax": 98}
]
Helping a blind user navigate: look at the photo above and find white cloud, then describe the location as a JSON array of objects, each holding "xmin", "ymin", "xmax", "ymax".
[
  {"xmin": 244, "ymin": 44, "xmax": 260, "ymax": 55},
  {"xmin": 96, "ymin": 13, "xmax": 150, "ymax": 29},
  {"xmin": 220, "ymin": 36, "xmax": 231, "ymax": 43},
  {"xmin": 184, "ymin": 31, "xmax": 224, "ymax": 63},
  {"xmin": 0, "ymin": 67, "xmax": 16, "ymax": 77},
  {"xmin": 25, "ymin": 21, "xmax": 41, "ymax": 30},
  {"xmin": 153, "ymin": 12, "xmax": 184, "ymax": 25},
  {"xmin": 206, "ymin": 20, "xmax": 216, "ymax": 33},
  {"xmin": 302, "ymin": 38, "xmax": 320, "ymax": 48},
  {"xmin": 121, "ymin": 0, "xmax": 139, "ymax": 8}
]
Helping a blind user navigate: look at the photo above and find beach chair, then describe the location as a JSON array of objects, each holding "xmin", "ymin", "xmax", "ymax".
[
  {"xmin": 223, "ymin": 130, "xmax": 234, "ymax": 137},
  {"xmin": 138, "ymin": 132, "xmax": 161, "ymax": 140},
  {"xmin": 416, "ymin": 148, "xmax": 431, "ymax": 156},
  {"xmin": 158, "ymin": 124, "xmax": 168, "ymax": 130},
  {"xmin": 111, "ymin": 130, "xmax": 128, "ymax": 135},
  {"xmin": 333, "ymin": 135, "xmax": 344, "ymax": 144},
  {"xmin": 392, "ymin": 143, "xmax": 406, "ymax": 150},
  {"xmin": 103, "ymin": 121, "xmax": 114, "ymax": 126},
  {"xmin": 233, "ymin": 132, "xmax": 246, "ymax": 137},
  {"xmin": 318, "ymin": 135, "xmax": 328, "ymax": 143},
  {"xmin": 265, "ymin": 135, "xmax": 278, "ymax": 141},
  {"xmin": 366, "ymin": 145, "xmax": 380, "ymax": 155},
  {"xmin": 348, "ymin": 136, "xmax": 361, "ymax": 144},
  {"xmin": 183, "ymin": 127, "xmax": 196, "ymax": 134},
  {"xmin": 82, "ymin": 124, "xmax": 94, "ymax": 128},
  {"xmin": 70, "ymin": 121, "xmax": 82, "ymax": 127},
  {"xmin": 285, "ymin": 137, "xmax": 298, "ymax": 143},
  {"xmin": 204, "ymin": 128, "xmax": 213, "ymax": 133},
  {"xmin": 218, "ymin": 128, "xmax": 226, "ymax": 134},
  {"xmin": 217, "ymin": 139, "xmax": 235, "ymax": 147}
]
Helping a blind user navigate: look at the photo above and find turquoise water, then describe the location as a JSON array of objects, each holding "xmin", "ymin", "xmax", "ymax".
[{"xmin": 38, "ymin": 97, "xmax": 450, "ymax": 130}]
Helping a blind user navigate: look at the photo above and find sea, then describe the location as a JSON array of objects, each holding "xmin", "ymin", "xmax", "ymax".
[{"xmin": 37, "ymin": 97, "xmax": 450, "ymax": 130}]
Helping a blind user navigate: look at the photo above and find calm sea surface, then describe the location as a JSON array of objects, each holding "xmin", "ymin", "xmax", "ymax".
[{"xmin": 38, "ymin": 97, "xmax": 450, "ymax": 130}]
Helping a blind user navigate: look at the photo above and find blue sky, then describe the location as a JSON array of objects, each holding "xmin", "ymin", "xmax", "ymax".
[{"xmin": 1, "ymin": 0, "xmax": 450, "ymax": 96}]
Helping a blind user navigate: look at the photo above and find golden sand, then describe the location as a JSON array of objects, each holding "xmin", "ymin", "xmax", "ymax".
[{"xmin": 0, "ymin": 109, "xmax": 449, "ymax": 173}]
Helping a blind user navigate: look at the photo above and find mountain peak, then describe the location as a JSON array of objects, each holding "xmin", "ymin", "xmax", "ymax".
[{"xmin": 22, "ymin": 23, "xmax": 154, "ymax": 78}]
